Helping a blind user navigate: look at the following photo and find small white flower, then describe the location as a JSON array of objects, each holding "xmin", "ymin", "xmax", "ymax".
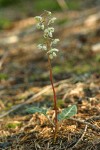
[
  {"xmin": 48, "ymin": 17, "xmax": 56, "ymax": 25},
  {"xmin": 51, "ymin": 39, "xmax": 59, "ymax": 45},
  {"xmin": 49, "ymin": 54, "xmax": 53, "ymax": 59},
  {"xmin": 36, "ymin": 23, "xmax": 41, "ymax": 29},
  {"xmin": 49, "ymin": 32, "xmax": 53, "ymax": 37},
  {"xmin": 36, "ymin": 23, "xmax": 44, "ymax": 30},
  {"xmin": 37, "ymin": 44, "xmax": 42, "ymax": 49},
  {"xmin": 41, "ymin": 24, "xmax": 44, "ymax": 30},
  {"xmin": 42, "ymin": 45, "xmax": 47, "ymax": 50},
  {"xmin": 48, "ymin": 27, "xmax": 54, "ymax": 32},
  {"xmin": 49, "ymin": 52, "xmax": 57, "ymax": 59},
  {"xmin": 47, "ymin": 11, "xmax": 52, "ymax": 15},
  {"xmin": 52, "ymin": 48, "xmax": 59, "ymax": 52},
  {"xmin": 44, "ymin": 27, "xmax": 54, "ymax": 34},
  {"xmin": 47, "ymin": 48, "xmax": 59, "ymax": 54},
  {"xmin": 52, "ymin": 52, "xmax": 57, "ymax": 57},
  {"xmin": 44, "ymin": 27, "xmax": 54, "ymax": 38},
  {"xmin": 37, "ymin": 44, "xmax": 47, "ymax": 51},
  {"xmin": 35, "ymin": 16, "xmax": 42, "ymax": 22},
  {"xmin": 44, "ymin": 33, "xmax": 48, "ymax": 38}
]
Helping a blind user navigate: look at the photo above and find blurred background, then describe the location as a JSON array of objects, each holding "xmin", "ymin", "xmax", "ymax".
[
  {"xmin": 0, "ymin": 0, "xmax": 100, "ymax": 86},
  {"xmin": 0, "ymin": 0, "xmax": 100, "ymax": 29}
]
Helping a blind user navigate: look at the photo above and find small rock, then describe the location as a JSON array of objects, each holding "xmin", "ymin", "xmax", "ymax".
[
  {"xmin": 0, "ymin": 35, "xmax": 19, "ymax": 45},
  {"xmin": 91, "ymin": 43, "xmax": 100, "ymax": 52},
  {"xmin": 84, "ymin": 13, "xmax": 100, "ymax": 26}
]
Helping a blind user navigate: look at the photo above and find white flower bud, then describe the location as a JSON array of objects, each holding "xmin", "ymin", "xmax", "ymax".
[
  {"xmin": 41, "ymin": 24, "xmax": 44, "ymax": 30},
  {"xmin": 47, "ymin": 11, "xmax": 52, "ymax": 15},
  {"xmin": 35, "ymin": 16, "xmax": 42, "ymax": 22},
  {"xmin": 48, "ymin": 17, "xmax": 56, "ymax": 25},
  {"xmin": 37, "ymin": 44, "xmax": 47, "ymax": 51},
  {"xmin": 48, "ymin": 27, "xmax": 54, "ymax": 32},
  {"xmin": 52, "ymin": 48, "xmax": 59, "ymax": 52},
  {"xmin": 44, "ymin": 27, "xmax": 54, "ymax": 33},
  {"xmin": 51, "ymin": 39, "xmax": 59, "ymax": 45},
  {"xmin": 49, "ymin": 32, "xmax": 53, "ymax": 37},
  {"xmin": 52, "ymin": 52, "xmax": 57, "ymax": 57},
  {"xmin": 44, "ymin": 33, "xmax": 48, "ymax": 38},
  {"xmin": 36, "ymin": 23, "xmax": 41, "ymax": 29},
  {"xmin": 47, "ymin": 48, "xmax": 59, "ymax": 54},
  {"xmin": 36, "ymin": 23, "xmax": 44, "ymax": 30},
  {"xmin": 37, "ymin": 44, "xmax": 42, "ymax": 49},
  {"xmin": 49, "ymin": 52, "xmax": 57, "ymax": 59},
  {"xmin": 44, "ymin": 27, "xmax": 54, "ymax": 38},
  {"xmin": 49, "ymin": 54, "xmax": 53, "ymax": 59},
  {"xmin": 42, "ymin": 45, "xmax": 47, "ymax": 50}
]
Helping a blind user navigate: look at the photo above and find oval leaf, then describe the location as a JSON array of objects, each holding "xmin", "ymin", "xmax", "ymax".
[
  {"xmin": 25, "ymin": 107, "xmax": 47, "ymax": 116},
  {"xmin": 58, "ymin": 105, "xmax": 77, "ymax": 121}
]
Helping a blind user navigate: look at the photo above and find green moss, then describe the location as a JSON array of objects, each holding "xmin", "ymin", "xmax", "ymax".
[
  {"xmin": 6, "ymin": 122, "xmax": 21, "ymax": 129},
  {"xmin": 53, "ymin": 66, "xmax": 62, "ymax": 74},
  {"xmin": 73, "ymin": 64, "xmax": 91, "ymax": 74},
  {"xmin": 29, "ymin": 73, "xmax": 48, "ymax": 82},
  {"xmin": 52, "ymin": 60, "xmax": 99, "ymax": 76},
  {"xmin": 0, "ymin": 73, "xmax": 8, "ymax": 80},
  {"xmin": 95, "ymin": 54, "xmax": 100, "ymax": 62},
  {"xmin": 0, "ymin": 18, "xmax": 12, "ymax": 30},
  {"xmin": 7, "ymin": 102, "xmax": 13, "ymax": 107},
  {"xmin": 29, "ymin": 74, "xmax": 37, "ymax": 81},
  {"xmin": 57, "ymin": 99, "xmax": 64, "ymax": 107}
]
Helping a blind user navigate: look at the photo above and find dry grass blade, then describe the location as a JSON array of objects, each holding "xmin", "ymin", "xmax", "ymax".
[
  {"xmin": 57, "ymin": 0, "xmax": 68, "ymax": 11},
  {"xmin": 70, "ymin": 117, "xmax": 100, "ymax": 131},
  {"xmin": 71, "ymin": 125, "xmax": 88, "ymax": 149}
]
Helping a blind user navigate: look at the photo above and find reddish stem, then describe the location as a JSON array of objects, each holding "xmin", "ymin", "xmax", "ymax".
[{"xmin": 47, "ymin": 55, "xmax": 58, "ymax": 140}]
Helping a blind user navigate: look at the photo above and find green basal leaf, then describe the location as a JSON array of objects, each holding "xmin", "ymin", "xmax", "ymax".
[
  {"xmin": 26, "ymin": 107, "xmax": 48, "ymax": 116},
  {"xmin": 58, "ymin": 105, "xmax": 77, "ymax": 121}
]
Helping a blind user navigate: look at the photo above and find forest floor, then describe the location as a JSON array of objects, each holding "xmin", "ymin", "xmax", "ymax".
[{"xmin": 0, "ymin": 5, "xmax": 100, "ymax": 150}]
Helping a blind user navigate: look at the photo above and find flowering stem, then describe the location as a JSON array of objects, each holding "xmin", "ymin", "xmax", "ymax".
[
  {"xmin": 47, "ymin": 53, "xmax": 58, "ymax": 141},
  {"xmin": 35, "ymin": 11, "xmax": 59, "ymax": 141}
]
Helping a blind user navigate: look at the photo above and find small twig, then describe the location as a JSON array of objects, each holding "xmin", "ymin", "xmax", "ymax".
[
  {"xmin": 46, "ymin": 116, "xmax": 55, "ymax": 127},
  {"xmin": 70, "ymin": 117, "xmax": 100, "ymax": 131},
  {"xmin": 86, "ymin": 115, "xmax": 100, "ymax": 121},
  {"xmin": 72, "ymin": 125, "xmax": 88, "ymax": 149}
]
